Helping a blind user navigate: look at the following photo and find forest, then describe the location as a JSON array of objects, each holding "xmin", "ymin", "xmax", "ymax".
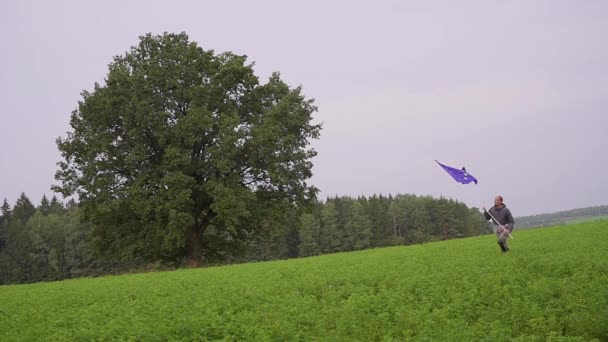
[{"xmin": 0, "ymin": 192, "xmax": 490, "ymax": 285}]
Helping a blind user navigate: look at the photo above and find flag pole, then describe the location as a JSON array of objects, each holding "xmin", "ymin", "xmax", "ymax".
[{"xmin": 483, "ymin": 208, "xmax": 514, "ymax": 239}]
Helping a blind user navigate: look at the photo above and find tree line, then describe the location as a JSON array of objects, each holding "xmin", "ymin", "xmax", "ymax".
[
  {"xmin": 0, "ymin": 194, "xmax": 147, "ymax": 285},
  {"xmin": 515, "ymin": 205, "xmax": 608, "ymax": 228},
  {"xmin": 0, "ymin": 192, "xmax": 490, "ymax": 285}
]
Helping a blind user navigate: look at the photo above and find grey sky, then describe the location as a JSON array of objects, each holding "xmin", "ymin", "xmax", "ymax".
[{"xmin": 1, "ymin": 0, "xmax": 607, "ymax": 216}]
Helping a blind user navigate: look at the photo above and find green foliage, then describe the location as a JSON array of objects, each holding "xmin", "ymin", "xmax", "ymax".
[
  {"xmin": 38, "ymin": 195, "xmax": 51, "ymax": 216},
  {"xmin": 0, "ymin": 198, "xmax": 10, "ymax": 218},
  {"xmin": 0, "ymin": 219, "xmax": 31, "ymax": 284},
  {"xmin": 296, "ymin": 194, "xmax": 491, "ymax": 258},
  {"xmin": 1, "ymin": 221, "xmax": 606, "ymax": 341},
  {"xmin": 348, "ymin": 200, "xmax": 372, "ymax": 250},
  {"xmin": 0, "ymin": 199, "xmax": 9, "ymax": 252},
  {"xmin": 0, "ymin": 201, "xmax": 145, "ymax": 285},
  {"xmin": 298, "ymin": 209, "xmax": 322, "ymax": 257},
  {"xmin": 0, "ymin": 191, "xmax": 493, "ymax": 284},
  {"xmin": 53, "ymin": 32, "xmax": 320, "ymax": 266},
  {"xmin": 12, "ymin": 193, "xmax": 35, "ymax": 223},
  {"xmin": 320, "ymin": 201, "xmax": 341, "ymax": 253},
  {"xmin": 48, "ymin": 195, "xmax": 66, "ymax": 215}
]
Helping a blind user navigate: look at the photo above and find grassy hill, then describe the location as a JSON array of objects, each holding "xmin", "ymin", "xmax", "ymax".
[{"xmin": 1, "ymin": 221, "xmax": 607, "ymax": 341}]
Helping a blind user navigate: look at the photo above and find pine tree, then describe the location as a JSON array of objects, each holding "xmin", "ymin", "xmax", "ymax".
[
  {"xmin": 49, "ymin": 195, "xmax": 66, "ymax": 215},
  {"xmin": 350, "ymin": 200, "xmax": 372, "ymax": 250},
  {"xmin": 66, "ymin": 199, "xmax": 77, "ymax": 212},
  {"xmin": 39, "ymin": 195, "xmax": 51, "ymax": 216},
  {"xmin": 13, "ymin": 193, "xmax": 36, "ymax": 223},
  {"xmin": 298, "ymin": 211, "xmax": 322, "ymax": 257},
  {"xmin": 284, "ymin": 207, "xmax": 301, "ymax": 258},
  {"xmin": 365, "ymin": 195, "xmax": 391, "ymax": 247},
  {"xmin": 0, "ymin": 218, "xmax": 33, "ymax": 283},
  {"xmin": 1, "ymin": 198, "xmax": 11, "ymax": 220},
  {"xmin": 0, "ymin": 198, "xmax": 10, "ymax": 252},
  {"xmin": 321, "ymin": 201, "xmax": 341, "ymax": 253}
]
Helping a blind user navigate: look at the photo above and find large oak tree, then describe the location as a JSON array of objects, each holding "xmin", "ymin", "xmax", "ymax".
[{"xmin": 54, "ymin": 33, "xmax": 320, "ymax": 266}]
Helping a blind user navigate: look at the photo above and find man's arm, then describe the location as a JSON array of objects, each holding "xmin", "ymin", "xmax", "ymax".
[
  {"xmin": 505, "ymin": 208, "xmax": 515, "ymax": 230},
  {"xmin": 482, "ymin": 207, "xmax": 491, "ymax": 221}
]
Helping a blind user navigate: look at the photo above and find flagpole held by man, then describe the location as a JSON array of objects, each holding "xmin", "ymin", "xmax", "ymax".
[{"xmin": 435, "ymin": 160, "xmax": 515, "ymax": 253}]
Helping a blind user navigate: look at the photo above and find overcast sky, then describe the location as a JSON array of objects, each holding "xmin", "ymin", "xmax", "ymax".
[{"xmin": 1, "ymin": 0, "xmax": 607, "ymax": 216}]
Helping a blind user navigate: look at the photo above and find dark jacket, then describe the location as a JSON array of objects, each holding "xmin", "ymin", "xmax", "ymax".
[{"xmin": 484, "ymin": 204, "xmax": 515, "ymax": 230}]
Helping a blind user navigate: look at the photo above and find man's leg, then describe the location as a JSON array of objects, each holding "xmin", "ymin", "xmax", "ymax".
[
  {"xmin": 496, "ymin": 229, "xmax": 507, "ymax": 252},
  {"xmin": 498, "ymin": 229, "xmax": 510, "ymax": 252},
  {"xmin": 502, "ymin": 238, "xmax": 509, "ymax": 252},
  {"xmin": 497, "ymin": 240, "xmax": 507, "ymax": 252}
]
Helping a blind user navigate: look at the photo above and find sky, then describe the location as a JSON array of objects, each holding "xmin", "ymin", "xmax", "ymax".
[{"xmin": 1, "ymin": 0, "xmax": 607, "ymax": 217}]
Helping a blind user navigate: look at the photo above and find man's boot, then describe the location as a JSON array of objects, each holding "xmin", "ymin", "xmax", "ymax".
[{"xmin": 498, "ymin": 241, "xmax": 507, "ymax": 252}]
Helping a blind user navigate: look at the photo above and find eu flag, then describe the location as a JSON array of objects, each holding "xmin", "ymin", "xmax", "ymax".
[{"xmin": 435, "ymin": 160, "xmax": 478, "ymax": 184}]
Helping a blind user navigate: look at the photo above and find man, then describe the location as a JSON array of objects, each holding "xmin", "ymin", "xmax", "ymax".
[{"xmin": 483, "ymin": 196, "xmax": 515, "ymax": 253}]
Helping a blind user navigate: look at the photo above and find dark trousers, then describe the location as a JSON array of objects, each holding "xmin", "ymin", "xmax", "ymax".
[{"xmin": 496, "ymin": 226, "xmax": 511, "ymax": 251}]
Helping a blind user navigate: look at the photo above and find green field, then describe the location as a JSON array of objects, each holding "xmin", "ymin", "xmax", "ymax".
[{"xmin": 1, "ymin": 221, "xmax": 607, "ymax": 341}]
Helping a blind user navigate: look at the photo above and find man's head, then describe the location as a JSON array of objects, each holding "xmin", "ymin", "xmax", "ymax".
[{"xmin": 494, "ymin": 195, "xmax": 504, "ymax": 207}]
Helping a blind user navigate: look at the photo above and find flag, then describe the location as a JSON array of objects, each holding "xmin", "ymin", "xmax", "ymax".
[{"xmin": 435, "ymin": 160, "xmax": 478, "ymax": 184}]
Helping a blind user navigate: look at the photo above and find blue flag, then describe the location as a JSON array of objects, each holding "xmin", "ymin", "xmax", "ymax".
[{"xmin": 435, "ymin": 160, "xmax": 478, "ymax": 184}]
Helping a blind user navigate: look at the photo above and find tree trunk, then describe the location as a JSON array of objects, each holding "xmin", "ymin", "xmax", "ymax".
[
  {"xmin": 393, "ymin": 216, "xmax": 398, "ymax": 236},
  {"xmin": 186, "ymin": 225, "xmax": 202, "ymax": 268}
]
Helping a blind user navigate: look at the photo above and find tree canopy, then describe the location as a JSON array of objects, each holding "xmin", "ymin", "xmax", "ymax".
[{"xmin": 54, "ymin": 32, "xmax": 321, "ymax": 266}]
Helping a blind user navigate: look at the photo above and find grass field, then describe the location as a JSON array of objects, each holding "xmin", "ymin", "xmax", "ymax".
[{"xmin": 1, "ymin": 221, "xmax": 607, "ymax": 341}]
